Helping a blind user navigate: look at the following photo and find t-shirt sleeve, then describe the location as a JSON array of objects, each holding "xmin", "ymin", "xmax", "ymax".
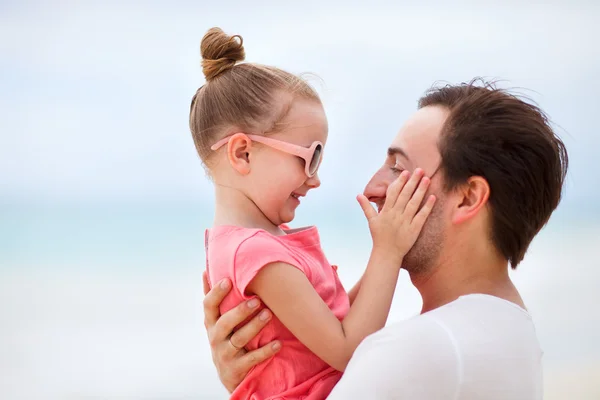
[
  {"xmin": 327, "ymin": 315, "xmax": 462, "ymax": 399},
  {"xmin": 234, "ymin": 232, "xmax": 306, "ymax": 299}
]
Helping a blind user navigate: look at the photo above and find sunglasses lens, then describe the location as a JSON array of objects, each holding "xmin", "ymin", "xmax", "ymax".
[{"xmin": 309, "ymin": 144, "xmax": 322, "ymax": 175}]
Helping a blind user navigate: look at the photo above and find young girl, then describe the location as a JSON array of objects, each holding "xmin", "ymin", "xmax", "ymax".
[{"xmin": 191, "ymin": 27, "xmax": 436, "ymax": 400}]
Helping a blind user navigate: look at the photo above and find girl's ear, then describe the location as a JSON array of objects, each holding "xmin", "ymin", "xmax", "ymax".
[{"xmin": 226, "ymin": 133, "xmax": 252, "ymax": 175}]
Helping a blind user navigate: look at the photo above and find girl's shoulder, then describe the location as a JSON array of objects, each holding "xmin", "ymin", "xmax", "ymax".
[
  {"xmin": 208, "ymin": 225, "xmax": 321, "ymax": 263},
  {"xmin": 207, "ymin": 225, "xmax": 290, "ymax": 255}
]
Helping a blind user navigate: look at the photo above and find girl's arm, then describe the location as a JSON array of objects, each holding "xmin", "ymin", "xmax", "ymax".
[
  {"xmin": 248, "ymin": 250, "xmax": 402, "ymax": 371},
  {"xmin": 347, "ymin": 276, "xmax": 363, "ymax": 305},
  {"xmin": 249, "ymin": 170, "xmax": 435, "ymax": 371}
]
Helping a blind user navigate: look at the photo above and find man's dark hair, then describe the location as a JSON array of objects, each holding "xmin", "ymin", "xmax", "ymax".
[{"xmin": 419, "ymin": 79, "xmax": 568, "ymax": 268}]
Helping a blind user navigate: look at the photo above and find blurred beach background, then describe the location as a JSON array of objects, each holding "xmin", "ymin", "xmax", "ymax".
[{"xmin": 1, "ymin": 1, "xmax": 599, "ymax": 399}]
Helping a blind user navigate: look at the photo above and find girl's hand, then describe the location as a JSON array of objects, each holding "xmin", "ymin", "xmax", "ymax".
[{"xmin": 357, "ymin": 168, "xmax": 436, "ymax": 262}]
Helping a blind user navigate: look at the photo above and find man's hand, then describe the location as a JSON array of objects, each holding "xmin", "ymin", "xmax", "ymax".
[{"xmin": 203, "ymin": 271, "xmax": 281, "ymax": 393}]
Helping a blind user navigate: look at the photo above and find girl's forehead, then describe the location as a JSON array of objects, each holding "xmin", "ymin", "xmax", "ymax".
[{"xmin": 275, "ymin": 99, "xmax": 328, "ymax": 144}]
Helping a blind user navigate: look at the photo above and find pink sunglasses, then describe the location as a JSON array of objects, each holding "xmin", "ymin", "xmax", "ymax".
[{"xmin": 211, "ymin": 134, "xmax": 324, "ymax": 177}]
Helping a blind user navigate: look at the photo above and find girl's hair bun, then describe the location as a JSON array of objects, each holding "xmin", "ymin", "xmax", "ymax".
[{"xmin": 200, "ymin": 27, "xmax": 245, "ymax": 81}]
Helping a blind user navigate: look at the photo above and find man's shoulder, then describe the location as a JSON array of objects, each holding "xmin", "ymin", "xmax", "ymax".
[
  {"xmin": 329, "ymin": 295, "xmax": 542, "ymax": 400},
  {"xmin": 413, "ymin": 294, "xmax": 533, "ymax": 328},
  {"xmin": 328, "ymin": 309, "xmax": 462, "ymax": 399},
  {"xmin": 356, "ymin": 310, "xmax": 458, "ymax": 358},
  {"xmin": 424, "ymin": 294, "xmax": 537, "ymax": 341},
  {"xmin": 360, "ymin": 294, "xmax": 537, "ymax": 356}
]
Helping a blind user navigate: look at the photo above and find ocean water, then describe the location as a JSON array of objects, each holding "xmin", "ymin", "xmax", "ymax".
[{"xmin": 1, "ymin": 204, "xmax": 599, "ymax": 399}]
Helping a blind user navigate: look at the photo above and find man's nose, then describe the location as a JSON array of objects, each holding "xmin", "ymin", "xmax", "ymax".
[{"xmin": 363, "ymin": 168, "xmax": 391, "ymax": 202}]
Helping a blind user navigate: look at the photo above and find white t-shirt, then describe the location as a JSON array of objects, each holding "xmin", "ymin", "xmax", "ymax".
[{"xmin": 328, "ymin": 294, "xmax": 543, "ymax": 400}]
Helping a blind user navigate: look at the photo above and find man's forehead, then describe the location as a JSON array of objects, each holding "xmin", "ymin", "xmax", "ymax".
[{"xmin": 388, "ymin": 106, "xmax": 448, "ymax": 166}]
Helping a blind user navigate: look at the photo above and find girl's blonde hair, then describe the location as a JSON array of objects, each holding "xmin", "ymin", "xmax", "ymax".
[{"xmin": 189, "ymin": 27, "xmax": 321, "ymax": 167}]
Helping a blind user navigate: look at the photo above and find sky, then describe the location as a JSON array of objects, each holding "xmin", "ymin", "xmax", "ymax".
[{"xmin": 0, "ymin": 0, "xmax": 598, "ymax": 219}]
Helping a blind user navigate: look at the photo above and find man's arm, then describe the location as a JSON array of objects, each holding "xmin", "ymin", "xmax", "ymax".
[
  {"xmin": 202, "ymin": 271, "xmax": 280, "ymax": 393},
  {"xmin": 327, "ymin": 316, "xmax": 461, "ymax": 399}
]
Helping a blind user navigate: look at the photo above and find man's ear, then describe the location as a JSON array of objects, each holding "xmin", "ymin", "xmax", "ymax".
[
  {"xmin": 451, "ymin": 176, "xmax": 490, "ymax": 225},
  {"xmin": 226, "ymin": 133, "xmax": 252, "ymax": 175}
]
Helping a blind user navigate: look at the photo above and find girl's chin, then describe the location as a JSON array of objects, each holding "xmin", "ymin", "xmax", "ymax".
[{"xmin": 279, "ymin": 209, "xmax": 296, "ymax": 224}]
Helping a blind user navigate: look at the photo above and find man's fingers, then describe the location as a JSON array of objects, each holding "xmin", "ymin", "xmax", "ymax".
[
  {"xmin": 203, "ymin": 278, "xmax": 231, "ymax": 330},
  {"xmin": 238, "ymin": 340, "xmax": 281, "ymax": 371},
  {"xmin": 382, "ymin": 171, "xmax": 410, "ymax": 212},
  {"xmin": 203, "ymin": 271, "xmax": 210, "ymax": 296},
  {"xmin": 216, "ymin": 307, "xmax": 276, "ymax": 383},
  {"xmin": 357, "ymin": 194, "xmax": 377, "ymax": 220},
  {"xmin": 229, "ymin": 308, "xmax": 273, "ymax": 349},
  {"xmin": 213, "ymin": 297, "xmax": 262, "ymax": 343}
]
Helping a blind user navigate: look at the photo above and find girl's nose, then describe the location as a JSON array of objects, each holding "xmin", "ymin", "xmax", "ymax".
[{"xmin": 306, "ymin": 172, "xmax": 321, "ymax": 189}]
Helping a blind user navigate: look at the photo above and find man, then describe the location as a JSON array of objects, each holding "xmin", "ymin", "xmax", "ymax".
[{"xmin": 202, "ymin": 79, "xmax": 568, "ymax": 399}]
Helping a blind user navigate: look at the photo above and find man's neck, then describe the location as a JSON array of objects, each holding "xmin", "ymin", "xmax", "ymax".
[{"xmin": 411, "ymin": 240, "xmax": 525, "ymax": 314}]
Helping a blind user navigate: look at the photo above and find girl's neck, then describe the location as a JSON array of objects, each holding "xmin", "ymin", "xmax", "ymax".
[{"xmin": 213, "ymin": 184, "xmax": 284, "ymax": 236}]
